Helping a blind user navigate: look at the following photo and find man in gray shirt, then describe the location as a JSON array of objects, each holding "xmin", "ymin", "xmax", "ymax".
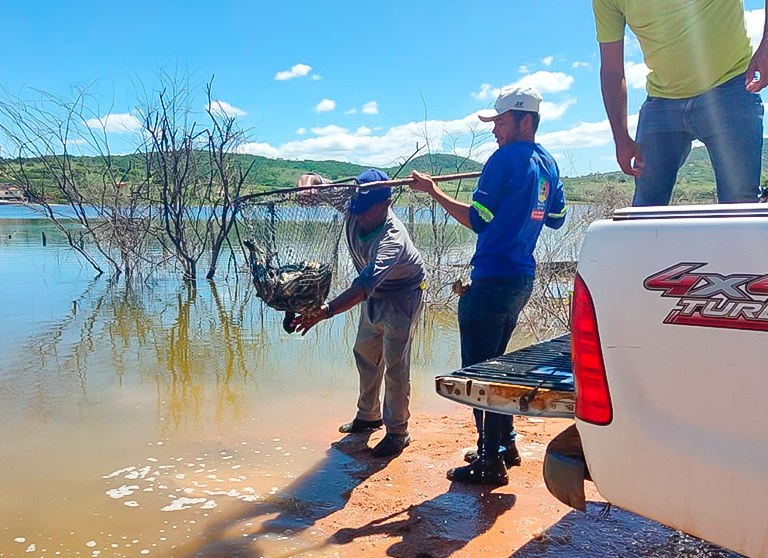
[{"xmin": 293, "ymin": 169, "xmax": 426, "ymax": 458}]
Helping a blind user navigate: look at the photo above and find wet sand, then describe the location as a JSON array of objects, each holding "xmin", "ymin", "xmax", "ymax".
[{"xmin": 186, "ymin": 410, "xmax": 741, "ymax": 558}]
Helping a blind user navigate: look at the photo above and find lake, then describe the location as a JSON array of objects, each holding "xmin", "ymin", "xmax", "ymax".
[{"xmin": 1, "ymin": 204, "xmax": 546, "ymax": 557}]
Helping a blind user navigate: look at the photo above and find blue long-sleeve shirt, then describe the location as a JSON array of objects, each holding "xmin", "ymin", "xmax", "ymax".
[{"xmin": 468, "ymin": 141, "xmax": 567, "ymax": 279}]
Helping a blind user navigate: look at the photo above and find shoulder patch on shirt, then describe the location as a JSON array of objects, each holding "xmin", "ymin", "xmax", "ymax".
[
  {"xmin": 537, "ymin": 177, "xmax": 550, "ymax": 203},
  {"xmin": 531, "ymin": 177, "xmax": 549, "ymax": 220}
]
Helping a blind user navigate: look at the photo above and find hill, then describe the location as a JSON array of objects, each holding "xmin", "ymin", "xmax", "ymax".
[
  {"xmin": 563, "ymin": 143, "xmax": 768, "ymax": 203},
  {"xmin": 2, "ymin": 144, "xmax": 762, "ymax": 205},
  {"xmin": 0, "ymin": 152, "xmax": 481, "ymax": 193}
]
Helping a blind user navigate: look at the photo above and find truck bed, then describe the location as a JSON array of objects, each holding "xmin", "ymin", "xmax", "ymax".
[{"xmin": 435, "ymin": 334, "xmax": 575, "ymax": 418}]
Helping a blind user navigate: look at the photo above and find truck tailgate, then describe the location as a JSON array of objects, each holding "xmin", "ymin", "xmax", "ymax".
[
  {"xmin": 577, "ymin": 205, "xmax": 768, "ymax": 558},
  {"xmin": 435, "ymin": 334, "xmax": 574, "ymax": 418}
]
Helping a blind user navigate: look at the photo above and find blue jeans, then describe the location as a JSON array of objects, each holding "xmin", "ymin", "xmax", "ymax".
[
  {"xmin": 458, "ymin": 275, "xmax": 534, "ymax": 457},
  {"xmin": 634, "ymin": 73, "xmax": 763, "ymax": 206}
]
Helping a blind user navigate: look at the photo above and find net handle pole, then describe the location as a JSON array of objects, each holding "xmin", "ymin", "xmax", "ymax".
[
  {"xmin": 358, "ymin": 171, "xmax": 482, "ymax": 190},
  {"xmin": 233, "ymin": 171, "xmax": 482, "ymax": 204}
]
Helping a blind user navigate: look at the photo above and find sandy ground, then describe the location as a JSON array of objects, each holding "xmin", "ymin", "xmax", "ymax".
[
  {"xmin": 189, "ymin": 409, "xmax": 741, "ymax": 558},
  {"xmin": 315, "ymin": 412, "xmax": 584, "ymax": 558}
]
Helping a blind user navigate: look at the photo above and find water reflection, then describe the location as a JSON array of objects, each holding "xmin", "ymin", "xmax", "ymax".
[{"xmin": 0, "ymin": 216, "xmax": 462, "ymax": 556}]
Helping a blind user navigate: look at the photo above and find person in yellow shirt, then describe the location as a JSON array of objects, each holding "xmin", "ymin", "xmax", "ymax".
[{"xmin": 593, "ymin": 0, "xmax": 768, "ymax": 205}]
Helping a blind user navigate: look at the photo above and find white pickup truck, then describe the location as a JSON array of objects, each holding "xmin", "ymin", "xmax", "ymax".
[{"xmin": 436, "ymin": 203, "xmax": 768, "ymax": 558}]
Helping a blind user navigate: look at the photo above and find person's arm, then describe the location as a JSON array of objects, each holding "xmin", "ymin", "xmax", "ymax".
[
  {"xmin": 746, "ymin": 1, "xmax": 768, "ymax": 92},
  {"xmin": 409, "ymin": 170, "xmax": 473, "ymax": 229},
  {"xmin": 545, "ymin": 179, "xmax": 567, "ymax": 230},
  {"xmin": 599, "ymin": 40, "xmax": 643, "ymax": 177},
  {"xmin": 292, "ymin": 284, "xmax": 366, "ymax": 335}
]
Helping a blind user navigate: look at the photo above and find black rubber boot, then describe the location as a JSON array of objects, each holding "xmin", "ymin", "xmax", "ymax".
[
  {"xmin": 338, "ymin": 418, "xmax": 384, "ymax": 433},
  {"xmin": 371, "ymin": 433, "xmax": 411, "ymax": 457},
  {"xmin": 447, "ymin": 455, "xmax": 509, "ymax": 486},
  {"xmin": 464, "ymin": 442, "xmax": 521, "ymax": 469},
  {"xmin": 502, "ymin": 442, "xmax": 522, "ymax": 468}
]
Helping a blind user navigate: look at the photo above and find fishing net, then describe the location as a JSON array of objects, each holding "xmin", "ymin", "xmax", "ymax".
[{"xmin": 237, "ymin": 179, "xmax": 355, "ymax": 328}]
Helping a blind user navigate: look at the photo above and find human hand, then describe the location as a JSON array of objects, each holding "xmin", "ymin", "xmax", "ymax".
[
  {"xmin": 409, "ymin": 170, "xmax": 436, "ymax": 194},
  {"xmin": 746, "ymin": 42, "xmax": 768, "ymax": 93},
  {"xmin": 615, "ymin": 136, "xmax": 643, "ymax": 178},
  {"xmin": 291, "ymin": 305, "xmax": 327, "ymax": 335}
]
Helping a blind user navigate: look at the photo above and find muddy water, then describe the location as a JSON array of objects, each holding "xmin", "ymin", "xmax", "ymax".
[{"xmin": 0, "ymin": 213, "xmax": 462, "ymax": 557}]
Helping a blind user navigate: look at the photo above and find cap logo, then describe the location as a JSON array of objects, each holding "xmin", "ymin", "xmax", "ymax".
[{"xmin": 514, "ymin": 101, "xmax": 524, "ymax": 107}]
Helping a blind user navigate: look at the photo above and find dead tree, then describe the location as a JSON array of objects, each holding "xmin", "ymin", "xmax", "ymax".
[
  {"xmin": 139, "ymin": 75, "xmax": 209, "ymax": 282},
  {"xmin": 203, "ymin": 83, "xmax": 256, "ymax": 280},
  {"xmin": 0, "ymin": 88, "xmax": 155, "ymax": 279}
]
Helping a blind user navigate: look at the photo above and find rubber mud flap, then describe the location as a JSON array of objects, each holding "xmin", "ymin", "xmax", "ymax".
[{"xmin": 544, "ymin": 423, "xmax": 588, "ymax": 511}]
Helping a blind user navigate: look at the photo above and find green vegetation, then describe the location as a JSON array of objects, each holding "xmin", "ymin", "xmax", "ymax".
[
  {"xmin": 565, "ymin": 144, "xmax": 768, "ymax": 204},
  {"xmin": 3, "ymin": 144, "xmax": 765, "ymax": 206}
]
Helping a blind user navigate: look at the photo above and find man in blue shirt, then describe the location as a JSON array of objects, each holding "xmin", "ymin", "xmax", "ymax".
[{"xmin": 410, "ymin": 85, "xmax": 566, "ymax": 485}]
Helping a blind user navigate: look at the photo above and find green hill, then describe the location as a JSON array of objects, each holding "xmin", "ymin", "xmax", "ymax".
[
  {"xmin": 564, "ymin": 143, "xmax": 768, "ymax": 204},
  {"xmin": 2, "ymin": 144, "xmax": 762, "ymax": 205}
]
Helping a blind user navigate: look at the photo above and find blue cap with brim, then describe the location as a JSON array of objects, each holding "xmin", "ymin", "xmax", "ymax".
[{"xmin": 348, "ymin": 169, "xmax": 391, "ymax": 215}]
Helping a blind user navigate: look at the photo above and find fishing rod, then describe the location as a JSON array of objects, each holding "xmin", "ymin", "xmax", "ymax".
[{"xmin": 233, "ymin": 171, "xmax": 482, "ymax": 205}]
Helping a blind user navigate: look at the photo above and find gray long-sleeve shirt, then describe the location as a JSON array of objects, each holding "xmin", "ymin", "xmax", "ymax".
[{"xmin": 345, "ymin": 209, "xmax": 426, "ymax": 298}]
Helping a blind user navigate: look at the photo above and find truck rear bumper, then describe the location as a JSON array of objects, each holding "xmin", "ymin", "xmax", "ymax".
[
  {"xmin": 434, "ymin": 334, "xmax": 575, "ymax": 418},
  {"xmin": 435, "ymin": 376, "xmax": 575, "ymax": 417},
  {"xmin": 543, "ymin": 423, "xmax": 589, "ymax": 511}
]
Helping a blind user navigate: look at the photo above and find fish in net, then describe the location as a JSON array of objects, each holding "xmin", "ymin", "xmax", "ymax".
[{"xmin": 238, "ymin": 177, "xmax": 354, "ymax": 332}]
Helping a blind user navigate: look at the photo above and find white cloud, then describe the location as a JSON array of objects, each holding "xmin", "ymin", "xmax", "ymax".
[
  {"xmin": 471, "ymin": 83, "xmax": 496, "ymax": 101},
  {"xmin": 296, "ymin": 127, "xmax": 306, "ymax": 135},
  {"xmin": 362, "ymin": 101, "xmax": 378, "ymax": 115},
  {"xmin": 541, "ymin": 99, "xmax": 577, "ymax": 121},
  {"xmin": 519, "ymin": 65, "xmax": 530, "ymax": 74},
  {"xmin": 572, "ymin": 61, "xmax": 590, "ymax": 69},
  {"xmin": 745, "ymin": 9, "xmax": 765, "ymax": 49},
  {"xmin": 538, "ymin": 113, "xmax": 639, "ymax": 150},
  {"xmin": 83, "ymin": 113, "xmax": 142, "ymax": 133},
  {"xmin": 625, "ymin": 61, "xmax": 650, "ymax": 89},
  {"xmin": 237, "ymin": 141, "xmax": 279, "ymax": 158},
  {"xmin": 207, "ymin": 100, "xmax": 246, "ymax": 117},
  {"xmin": 237, "ymin": 112, "xmax": 487, "ymax": 166},
  {"xmin": 310, "ymin": 74, "xmax": 322, "ymax": 81},
  {"xmin": 315, "ymin": 99, "xmax": 336, "ymax": 112},
  {"xmin": 541, "ymin": 56, "xmax": 554, "ymax": 67},
  {"xmin": 515, "ymin": 71, "xmax": 574, "ymax": 93},
  {"xmin": 275, "ymin": 63, "xmax": 312, "ymax": 81},
  {"xmin": 472, "ymin": 71, "xmax": 575, "ymax": 102},
  {"xmin": 538, "ymin": 120, "xmax": 612, "ymax": 150},
  {"xmin": 345, "ymin": 108, "xmax": 358, "ymax": 114},
  {"xmin": 64, "ymin": 138, "xmax": 87, "ymax": 146},
  {"xmin": 624, "ymin": 33, "xmax": 642, "ymax": 57},
  {"xmin": 311, "ymin": 125, "xmax": 349, "ymax": 136}
]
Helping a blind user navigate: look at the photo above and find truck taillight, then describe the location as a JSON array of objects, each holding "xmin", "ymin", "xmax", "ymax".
[{"xmin": 571, "ymin": 273, "xmax": 612, "ymax": 425}]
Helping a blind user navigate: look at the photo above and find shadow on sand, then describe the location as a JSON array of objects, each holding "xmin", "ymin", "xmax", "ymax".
[
  {"xmin": 509, "ymin": 502, "xmax": 743, "ymax": 558},
  {"xmin": 327, "ymin": 483, "xmax": 516, "ymax": 558},
  {"xmin": 178, "ymin": 431, "xmax": 388, "ymax": 556}
]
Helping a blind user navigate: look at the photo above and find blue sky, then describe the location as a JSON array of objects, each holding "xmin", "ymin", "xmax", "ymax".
[{"xmin": 2, "ymin": 0, "xmax": 766, "ymax": 177}]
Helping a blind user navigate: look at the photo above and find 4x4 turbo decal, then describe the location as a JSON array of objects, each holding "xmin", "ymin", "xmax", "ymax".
[{"xmin": 644, "ymin": 263, "xmax": 768, "ymax": 332}]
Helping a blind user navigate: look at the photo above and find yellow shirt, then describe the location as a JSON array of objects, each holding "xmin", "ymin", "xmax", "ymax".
[{"xmin": 593, "ymin": 0, "xmax": 753, "ymax": 98}]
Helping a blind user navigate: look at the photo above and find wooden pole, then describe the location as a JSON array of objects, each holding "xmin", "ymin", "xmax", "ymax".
[
  {"xmin": 234, "ymin": 171, "xmax": 481, "ymax": 205},
  {"xmin": 357, "ymin": 171, "xmax": 482, "ymax": 190}
]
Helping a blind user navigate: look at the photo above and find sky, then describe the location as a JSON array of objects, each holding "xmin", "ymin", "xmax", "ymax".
[{"xmin": 1, "ymin": 0, "xmax": 766, "ymax": 177}]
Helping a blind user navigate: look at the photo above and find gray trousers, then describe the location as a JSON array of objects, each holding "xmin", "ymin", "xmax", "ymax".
[{"xmin": 352, "ymin": 289, "xmax": 424, "ymax": 435}]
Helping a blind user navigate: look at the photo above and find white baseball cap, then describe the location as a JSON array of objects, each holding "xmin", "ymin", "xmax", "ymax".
[{"xmin": 478, "ymin": 85, "xmax": 542, "ymax": 122}]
